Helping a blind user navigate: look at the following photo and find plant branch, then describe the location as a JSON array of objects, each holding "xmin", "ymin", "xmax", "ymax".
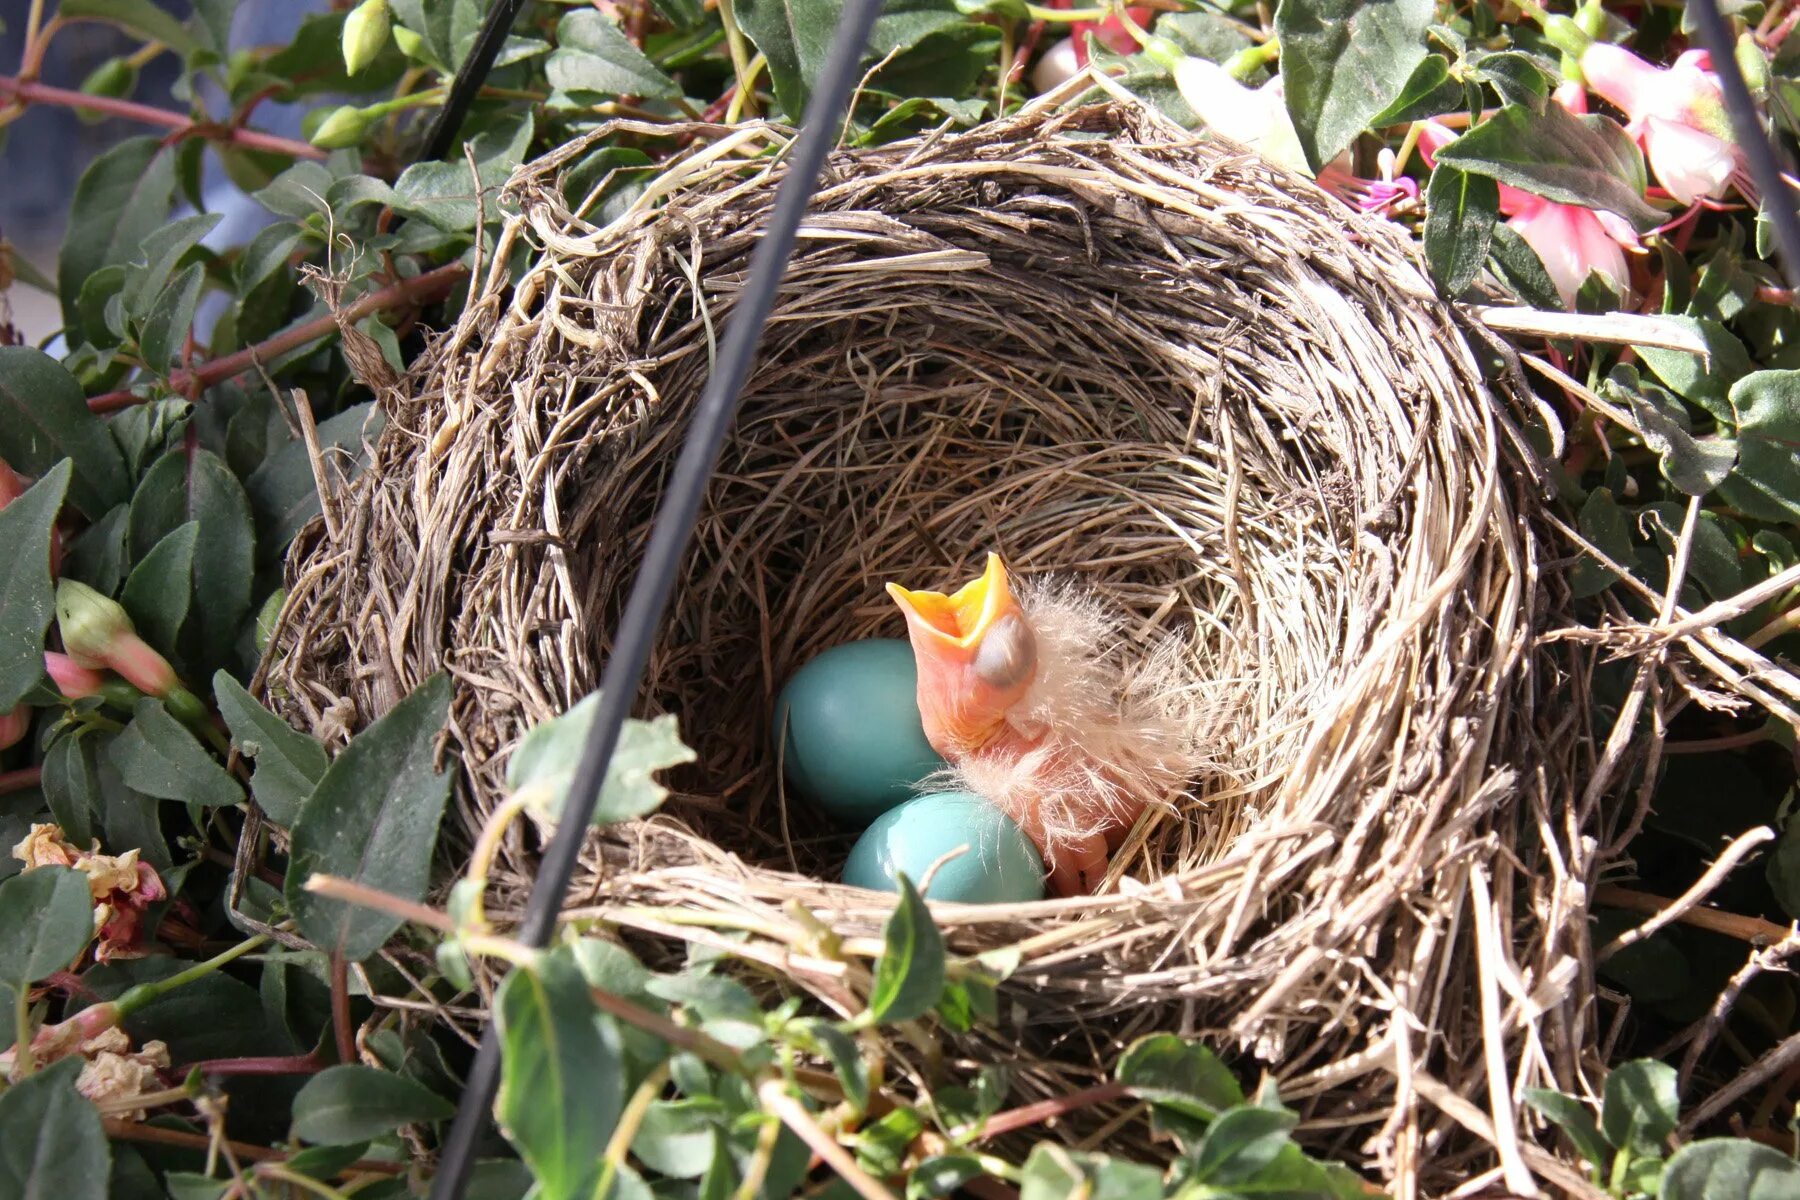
[
  {"xmin": 102, "ymin": 1119, "xmax": 405, "ymax": 1176},
  {"xmin": 0, "ymin": 766, "xmax": 42, "ymax": 794},
  {"xmin": 1596, "ymin": 881, "xmax": 1795, "ymax": 948},
  {"xmin": 330, "ymin": 950, "xmax": 356, "ymax": 1065},
  {"xmin": 759, "ymin": 1079, "xmax": 901, "ymax": 1200},
  {"xmin": 88, "ymin": 263, "xmax": 470, "ymax": 413},
  {"xmin": 962, "ymin": 1081, "xmax": 1130, "ymax": 1142},
  {"xmin": 115, "ymin": 934, "xmax": 269, "ymax": 1017},
  {"xmin": 0, "ymin": 75, "xmax": 326, "ymax": 159},
  {"xmin": 195, "ymin": 1052, "xmax": 328, "ymax": 1077},
  {"xmin": 587, "ymin": 983, "xmax": 745, "ymax": 1074}
]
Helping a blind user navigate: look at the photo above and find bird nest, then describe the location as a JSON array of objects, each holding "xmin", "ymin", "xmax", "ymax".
[{"xmin": 269, "ymin": 99, "xmax": 1604, "ymax": 1191}]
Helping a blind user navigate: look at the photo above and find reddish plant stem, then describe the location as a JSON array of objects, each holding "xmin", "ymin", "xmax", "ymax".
[
  {"xmin": 968, "ymin": 1081, "xmax": 1131, "ymax": 1141},
  {"xmin": 193, "ymin": 1052, "xmax": 327, "ymax": 1077},
  {"xmin": 1596, "ymin": 884, "xmax": 1795, "ymax": 946},
  {"xmin": 0, "ymin": 75, "xmax": 326, "ymax": 160},
  {"xmin": 88, "ymin": 262, "xmax": 470, "ymax": 413},
  {"xmin": 330, "ymin": 949, "xmax": 356, "ymax": 1065},
  {"xmin": 102, "ymin": 1119, "xmax": 405, "ymax": 1176},
  {"xmin": 0, "ymin": 766, "xmax": 42, "ymax": 794}
]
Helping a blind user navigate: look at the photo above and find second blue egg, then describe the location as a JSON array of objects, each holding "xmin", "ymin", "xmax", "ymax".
[{"xmin": 773, "ymin": 638, "xmax": 946, "ymax": 825}]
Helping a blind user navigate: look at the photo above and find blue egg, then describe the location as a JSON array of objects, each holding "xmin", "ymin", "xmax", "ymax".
[
  {"xmin": 773, "ymin": 639, "xmax": 946, "ymax": 825},
  {"xmin": 843, "ymin": 791, "xmax": 1045, "ymax": 904}
]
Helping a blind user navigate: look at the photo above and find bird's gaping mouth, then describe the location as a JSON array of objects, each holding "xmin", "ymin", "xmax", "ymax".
[{"xmin": 885, "ymin": 553, "xmax": 1012, "ymax": 649}]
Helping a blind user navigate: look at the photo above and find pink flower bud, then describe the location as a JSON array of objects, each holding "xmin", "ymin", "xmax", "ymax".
[
  {"xmin": 45, "ymin": 652, "xmax": 107, "ymax": 700},
  {"xmin": 0, "ymin": 462, "xmax": 24, "ymax": 510},
  {"xmin": 108, "ymin": 633, "xmax": 177, "ymax": 699},
  {"xmin": 1506, "ymin": 196, "xmax": 1637, "ymax": 308},
  {"xmin": 1580, "ymin": 42, "xmax": 1740, "ymax": 204},
  {"xmin": 1033, "ymin": 37, "xmax": 1081, "ymax": 93},
  {"xmin": 54, "ymin": 580, "xmax": 177, "ymax": 696}
]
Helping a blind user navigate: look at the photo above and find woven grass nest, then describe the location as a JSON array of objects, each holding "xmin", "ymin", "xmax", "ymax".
[{"xmin": 271, "ymin": 97, "xmax": 1605, "ymax": 1190}]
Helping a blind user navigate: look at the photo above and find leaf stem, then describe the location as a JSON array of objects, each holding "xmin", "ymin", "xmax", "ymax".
[
  {"xmin": 1025, "ymin": 4, "xmax": 1113, "ymax": 19},
  {"xmin": 716, "ymin": 0, "xmax": 760, "ymax": 118},
  {"xmin": 759, "ymin": 1079, "xmax": 901, "ymax": 1200},
  {"xmin": 115, "ymin": 933, "xmax": 270, "ymax": 1017},
  {"xmin": 587, "ymin": 984, "xmax": 745, "ymax": 1074},
  {"xmin": 330, "ymin": 950, "xmax": 355, "ymax": 1065},
  {"xmin": 595, "ymin": 1061, "xmax": 671, "ymax": 1200},
  {"xmin": 87, "ymin": 262, "xmax": 470, "ymax": 413},
  {"xmin": 0, "ymin": 75, "xmax": 327, "ymax": 159},
  {"xmin": 255, "ymin": 1163, "xmax": 354, "ymax": 1200},
  {"xmin": 463, "ymin": 791, "xmax": 532, "ymax": 931},
  {"xmin": 13, "ymin": 984, "xmax": 35, "ymax": 1076}
]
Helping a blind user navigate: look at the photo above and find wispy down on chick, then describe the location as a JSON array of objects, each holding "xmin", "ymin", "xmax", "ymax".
[{"xmin": 886, "ymin": 554, "xmax": 1204, "ymax": 897}]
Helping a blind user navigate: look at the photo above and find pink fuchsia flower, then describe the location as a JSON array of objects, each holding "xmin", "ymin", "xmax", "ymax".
[
  {"xmin": 45, "ymin": 651, "xmax": 107, "ymax": 700},
  {"xmin": 1417, "ymin": 120, "xmax": 1639, "ymax": 307},
  {"xmin": 1581, "ymin": 44, "xmax": 1739, "ymax": 205},
  {"xmin": 1327, "ymin": 147, "xmax": 1420, "ymax": 214},
  {"xmin": 13, "ymin": 823, "xmax": 167, "ymax": 962}
]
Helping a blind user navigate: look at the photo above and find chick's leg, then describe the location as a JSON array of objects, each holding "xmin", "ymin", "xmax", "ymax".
[{"xmin": 1043, "ymin": 831, "xmax": 1110, "ymax": 897}]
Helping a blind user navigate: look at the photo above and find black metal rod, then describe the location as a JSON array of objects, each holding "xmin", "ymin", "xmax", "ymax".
[
  {"xmin": 420, "ymin": 0, "xmax": 533, "ymax": 163},
  {"xmin": 427, "ymin": 3, "xmax": 886, "ymax": 1196},
  {"xmin": 1687, "ymin": 0, "xmax": 1800, "ymax": 290}
]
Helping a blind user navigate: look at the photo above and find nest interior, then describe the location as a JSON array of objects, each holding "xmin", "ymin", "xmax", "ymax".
[{"xmin": 271, "ymin": 100, "xmax": 1597, "ymax": 1186}]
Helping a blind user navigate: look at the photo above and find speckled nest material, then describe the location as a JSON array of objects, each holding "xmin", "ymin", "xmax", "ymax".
[{"xmin": 268, "ymin": 97, "xmax": 1604, "ymax": 1192}]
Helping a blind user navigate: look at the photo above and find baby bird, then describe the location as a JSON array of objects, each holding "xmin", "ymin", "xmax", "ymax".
[{"xmin": 886, "ymin": 553, "xmax": 1203, "ymax": 896}]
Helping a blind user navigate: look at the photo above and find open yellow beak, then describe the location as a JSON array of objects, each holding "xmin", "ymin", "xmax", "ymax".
[{"xmin": 885, "ymin": 553, "xmax": 1013, "ymax": 651}]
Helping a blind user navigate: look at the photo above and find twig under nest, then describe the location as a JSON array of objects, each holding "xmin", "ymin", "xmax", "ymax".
[{"xmin": 269, "ymin": 99, "xmax": 1616, "ymax": 1192}]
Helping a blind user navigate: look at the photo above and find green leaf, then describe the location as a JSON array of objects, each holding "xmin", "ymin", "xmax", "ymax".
[
  {"xmin": 495, "ymin": 948, "xmax": 624, "ymax": 1200},
  {"xmin": 57, "ymin": 137, "xmax": 177, "ymax": 333},
  {"xmin": 213, "ymin": 671, "xmax": 329, "ymax": 827},
  {"xmin": 291, "ymin": 1065, "xmax": 454, "ymax": 1145},
  {"xmin": 42, "ymin": 732, "xmax": 101, "ymax": 847},
  {"xmin": 1488, "ymin": 224, "xmax": 1564, "ymax": 312},
  {"xmin": 121, "ymin": 213, "xmax": 222, "ymax": 322},
  {"xmin": 866, "ymin": 874, "xmax": 945, "ymax": 1025},
  {"xmin": 127, "ymin": 449, "xmax": 256, "ymax": 672},
  {"xmin": 1718, "ymin": 370, "xmax": 1800, "ymax": 522},
  {"xmin": 121, "ymin": 522, "xmax": 198, "ymax": 655},
  {"xmin": 246, "ymin": 403, "xmax": 382, "ymax": 563},
  {"xmin": 790, "ymin": 1019, "xmax": 870, "ymax": 1112},
  {"xmin": 1659, "ymin": 1138, "xmax": 1800, "ymax": 1199},
  {"xmin": 734, "ymin": 0, "xmax": 838, "ymax": 119},
  {"xmin": 1640, "ymin": 504, "xmax": 1743, "ymax": 602},
  {"xmin": 910, "ymin": 1155, "xmax": 984, "ymax": 1200},
  {"xmin": 0, "ymin": 866, "xmax": 94, "ymax": 984},
  {"xmin": 1619, "ymin": 391, "xmax": 1738, "ymax": 497},
  {"xmin": 1601, "ymin": 1059, "xmax": 1680, "ymax": 1157},
  {"xmin": 871, "ymin": 24, "xmax": 1003, "ymax": 99},
  {"xmin": 0, "ymin": 348, "xmax": 127, "ymax": 519},
  {"xmin": 1434, "ymin": 103, "xmax": 1663, "ymax": 230},
  {"xmin": 1115, "ymin": 1034, "xmax": 1244, "ymax": 1142},
  {"xmin": 391, "ymin": 114, "xmax": 534, "ymax": 232},
  {"xmin": 1524, "ymin": 1088, "xmax": 1610, "ymax": 1171},
  {"xmin": 508, "ymin": 691, "xmax": 696, "ymax": 826},
  {"xmin": 0, "ymin": 1057, "xmax": 109, "ymax": 1200},
  {"xmin": 1155, "ymin": 10, "xmax": 1253, "ymax": 63},
  {"xmin": 548, "ymin": 10, "xmax": 680, "ymax": 98},
  {"xmin": 285, "ymin": 674, "xmax": 452, "ymax": 961},
  {"xmin": 1635, "ymin": 318, "xmax": 1753, "ymax": 423},
  {"xmin": 1019, "ymin": 1148, "xmax": 1162, "ymax": 1200},
  {"xmin": 1189, "ymin": 1105, "xmax": 1299, "ymax": 1185},
  {"xmin": 253, "ymin": 162, "xmax": 337, "ymax": 220},
  {"xmin": 1370, "ymin": 53, "xmax": 1463, "ymax": 125},
  {"xmin": 137, "ymin": 262, "xmax": 207, "ymax": 377},
  {"xmin": 1275, "ymin": 0, "xmax": 1433, "ymax": 170},
  {"xmin": 60, "ymin": 0, "xmax": 198, "ymax": 56},
  {"xmin": 1423, "ymin": 165, "xmax": 1498, "ymax": 297},
  {"xmin": 236, "ymin": 222, "xmax": 308, "ymax": 294},
  {"xmin": 1571, "ymin": 487, "xmax": 1632, "ymax": 599},
  {"xmin": 0, "ymin": 461, "xmax": 70, "ymax": 709},
  {"xmin": 1465, "ymin": 49, "xmax": 1552, "ymax": 109},
  {"xmin": 109, "ymin": 698, "xmax": 243, "ymax": 807}
]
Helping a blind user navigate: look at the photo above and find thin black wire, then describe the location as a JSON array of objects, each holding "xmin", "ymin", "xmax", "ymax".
[
  {"xmin": 427, "ymin": 2, "xmax": 887, "ymax": 1196},
  {"xmin": 420, "ymin": 0, "xmax": 534, "ymax": 163},
  {"xmin": 1687, "ymin": 0, "xmax": 1800, "ymax": 290}
]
